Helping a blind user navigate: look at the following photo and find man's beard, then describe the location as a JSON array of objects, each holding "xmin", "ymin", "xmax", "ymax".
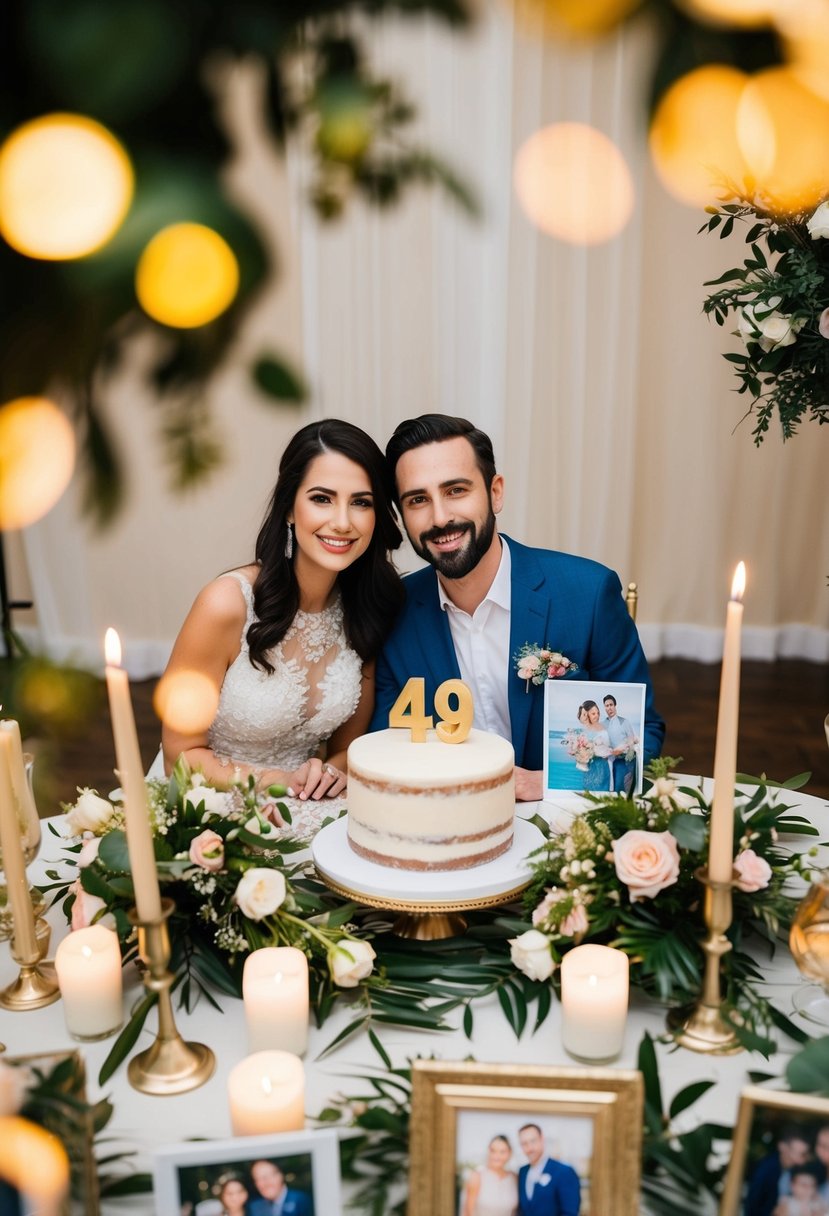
[{"xmin": 411, "ymin": 506, "xmax": 497, "ymax": 579}]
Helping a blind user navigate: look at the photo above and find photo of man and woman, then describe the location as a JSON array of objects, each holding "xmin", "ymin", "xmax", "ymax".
[
  {"xmin": 456, "ymin": 1108, "xmax": 592, "ymax": 1216},
  {"xmin": 176, "ymin": 1153, "xmax": 314, "ymax": 1216},
  {"xmin": 543, "ymin": 681, "xmax": 646, "ymax": 800},
  {"xmin": 742, "ymin": 1119, "xmax": 829, "ymax": 1216}
]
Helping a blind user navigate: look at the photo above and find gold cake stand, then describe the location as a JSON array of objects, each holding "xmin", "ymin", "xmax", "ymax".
[{"xmin": 312, "ymin": 816, "xmax": 543, "ymax": 941}]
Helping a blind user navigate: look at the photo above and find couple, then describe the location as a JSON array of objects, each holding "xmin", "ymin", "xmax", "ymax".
[
  {"xmin": 462, "ymin": 1125, "xmax": 580, "ymax": 1216},
  {"xmin": 575, "ymin": 696, "xmax": 637, "ymax": 795},
  {"xmin": 745, "ymin": 1123, "xmax": 829, "ymax": 1216},
  {"xmin": 161, "ymin": 414, "xmax": 664, "ymax": 823},
  {"xmin": 195, "ymin": 1159, "xmax": 311, "ymax": 1216}
]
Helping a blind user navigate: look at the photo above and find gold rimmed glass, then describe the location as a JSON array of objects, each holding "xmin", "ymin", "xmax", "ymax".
[{"xmin": 790, "ymin": 871, "xmax": 829, "ymax": 1024}]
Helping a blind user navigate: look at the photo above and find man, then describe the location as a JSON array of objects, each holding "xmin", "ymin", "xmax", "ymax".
[
  {"xmin": 603, "ymin": 694, "xmax": 638, "ymax": 795},
  {"xmin": 370, "ymin": 415, "xmax": 664, "ymax": 800},
  {"xmin": 517, "ymin": 1123, "xmax": 580, "ymax": 1216},
  {"xmin": 743, "ymin": 1126, "xmax": 812, "ymax": 1216},
  {"xmin": 247, "ymin": 1160, "xmax": 313, "ymax": 1216}
]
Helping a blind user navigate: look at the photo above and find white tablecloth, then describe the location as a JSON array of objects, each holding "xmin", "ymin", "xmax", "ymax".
[{"xmin": 1, "ymin": 780, "xmax": 827, "ymax": 1213}]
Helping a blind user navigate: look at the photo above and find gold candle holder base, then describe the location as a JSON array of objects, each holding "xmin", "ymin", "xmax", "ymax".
[
  {"xmin": 127, "ymin": 900, "xmax": 215, "ymax": 1096},
  {"xmin": 0, "ymin": 914, "xmax": 59, "ymax": 1010},
  {"xmin": 666, "ymin": 867, "xmax": 742, "ymax": 1056}
]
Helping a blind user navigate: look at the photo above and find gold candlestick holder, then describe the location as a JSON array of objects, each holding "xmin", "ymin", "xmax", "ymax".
[
  {"xmin": 0, "ymin": 894, "xmax": 59, "ymax": 1012},
  {"xmin": 666, "ymin": 867, "xmax": 742, "ymax": 1054},
  {"xmin": 127, "ymin": 900, "xmax": 215, "ymax": 1095}
]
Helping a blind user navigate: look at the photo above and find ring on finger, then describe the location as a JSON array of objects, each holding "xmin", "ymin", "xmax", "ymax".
[{"xmin": 325, "ymin": 764, "xmax": 336, "ymax": 777}]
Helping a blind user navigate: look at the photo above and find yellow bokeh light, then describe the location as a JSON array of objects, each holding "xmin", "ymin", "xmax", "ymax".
[
  {"xmin": 153, "ymin": 670, "xmax": 221, "ymax": 735},
  {"xmin": 737, "ymin": 67, "xmax": 829, "ymax": 211},
  {"xmin": 513, "ymin": 123, "xmax": 635, "ymax": 245},
  {"xmin": 0, "ymin": 397, "xmax": 75, "ymax": 530},
  {"xmin": 135, "ymin": 222, "xmax": 240, "ymax": 328},
  {"xmin": 0, "ymin": 1116, "xmax": 69, "ymax": 1203},
  {"xmin": 675, "ymin": 0, "xmax": 777, "ymax": 27},
  {"xmin": 0, "ymin": 113, "xmax": 133, "ymax": 260},
  {"xmin": 649, "ymin": 65, "xmax": 750, "ymax": 207},
  {"xmin": 512, "ymin": 0, "xmax": 643, "ymax": 37}
]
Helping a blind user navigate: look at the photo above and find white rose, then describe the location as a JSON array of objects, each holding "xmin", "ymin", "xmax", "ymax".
[
  {"xmin": 77, "ymin": 835, "xmax": 101, "ymax": 868},
  {"xmin": 509, "ymin": 929, "xmax": 555, "ymax": 981},
  {"xmin": 807, "ymin": 200, "xmax": 829, "ymax": 239},
  {"xmin": 184, "ymin": 783, "xmax": 232, "ymax": 818},
  {"xmin": 738, "ymin": 298, "xmax": 804, "ymax": 353},
  {"xmin": 66, "ymin": 788, "xmax": 116, "ymax": 835},
  {"xmin": 234, "ymin": 868, "xmax": 286, "ymax": 920},
  {"xmin": 329, "ymin": 939, "xmax": 376, "ymax": 987}
]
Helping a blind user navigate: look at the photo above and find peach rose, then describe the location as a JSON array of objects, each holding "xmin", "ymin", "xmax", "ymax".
[
  {"xmin": 69, "ymin": 878, "xmax": 113, "ymax": 930},
  {"xmin": 612, "ymin": 830, "xmax": 680, "ymax": 902},
  {"xmin": 560, "ymin": 904, "xmax": 589, "ymax": 938},
  {"xmin": 189, "ymin": 829, "xmax": 224, "ymax": 871},
  {"xmin": 733, "ymin": 848, "xmax": 772, "ymax": 893}
]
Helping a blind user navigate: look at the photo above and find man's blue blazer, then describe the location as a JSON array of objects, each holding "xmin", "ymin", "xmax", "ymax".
[
  {"xmin": 370, "ymin": 537, "xmax": 665, "ymax": 769},
  {"xmin": 517, "ymin": 1158, "xmax": 581, "ymax": 1215}
]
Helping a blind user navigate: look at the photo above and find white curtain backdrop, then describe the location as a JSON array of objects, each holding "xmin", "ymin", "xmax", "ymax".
[{"xmin": 9, "ymin": 5, "xmax": 829, "ymax": 676}]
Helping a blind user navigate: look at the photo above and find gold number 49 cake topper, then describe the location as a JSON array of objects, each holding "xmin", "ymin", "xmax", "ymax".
[{"xmin": 388, "ymin": 677, "xmax": 473, "ymax": 744}]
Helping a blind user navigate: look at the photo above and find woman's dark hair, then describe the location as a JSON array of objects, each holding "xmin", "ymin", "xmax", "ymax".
[
  {"xmin": 385, "ymin": 414, "xmax": 497, "ymax": 499},
  {"xmin": 247, "ymin": 419, "xmax": 404, "ymax": 672},
  {"xmin": 489, "ymin": 1134, "xmax": 511, "ymax": 1150}
]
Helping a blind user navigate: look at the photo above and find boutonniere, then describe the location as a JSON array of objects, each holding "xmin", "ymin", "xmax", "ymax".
[
  {"xmin": 514, "ymin": 643, "xmax": 578, "ymax": 691},
  {"xmin": 540, "ymin": 1173, "xmax": 552, "ymax": 1186}
]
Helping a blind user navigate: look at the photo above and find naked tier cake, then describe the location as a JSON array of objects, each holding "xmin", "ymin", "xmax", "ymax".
[{"xmin": 346, "ymin": 727, "xmax": 516, "ymax": 871}]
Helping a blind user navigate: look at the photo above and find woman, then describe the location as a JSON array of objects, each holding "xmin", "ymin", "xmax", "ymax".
[
  {"xmin": 161, "ymin": 419, "xmax": 404, "ymax": 831},
  {"xmin": 579, "ymin": 699, "xmax": 614, "ymax": 792},
  {"xmin": 217, "ymin": 1175, "xmax": 248, "ymax": 1216},
  {"xmin": 461, "ymin": 1135, "xmax": 518, "ymax": 1216}
]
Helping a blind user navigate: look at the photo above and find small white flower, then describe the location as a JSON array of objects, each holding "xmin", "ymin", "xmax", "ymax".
[
  {"xmin": 509, "ymin": 929, "xmax": 555, "ymax": 982},
  {"xmin": 66, "ymin": 788, "xmax": 116, "ymax": 835},
  {"xmin": 737, "ymin": 297, "xmax": 805, "ymax": 353},
  {"xmin": 185, "ymin": 782, "xmax": 232, "ymax": 818},
  {"xmin": 570, "ymin": 859, "xmax": 582, "ymax": 876},
  {"xmin": 329, "ymin": 939, "xmax": 376, "ymax": 987},
  {"xmin": 234, "ymin": 868, "xmax": 286, "ymax": 920},
  {"xmin": 807, "ymin": 200, "xmax": 829, "ymax": 239}
]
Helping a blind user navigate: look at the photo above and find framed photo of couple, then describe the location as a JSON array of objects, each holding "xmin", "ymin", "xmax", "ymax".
[
  {"xmin": 408, "ymin": 1060, "xmax": 643, "ymax": 1216},
  {"xmin": 542, "ymin": 680, "xmax": 646, "ymax": 801}
]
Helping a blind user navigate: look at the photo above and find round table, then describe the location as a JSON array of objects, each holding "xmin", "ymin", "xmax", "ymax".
[{"xmin": 1, "ymin": 780, "xmax": 827, "ymax": 1213}]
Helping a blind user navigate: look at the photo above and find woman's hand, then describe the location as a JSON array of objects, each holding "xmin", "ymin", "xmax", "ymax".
[{"xmin": 285, "ymin": 758, "xmax": 347, "ymax": 800}]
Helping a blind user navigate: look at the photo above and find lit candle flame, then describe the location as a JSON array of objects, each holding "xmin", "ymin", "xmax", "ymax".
[
  {"xmin": 273, "ymin": 972, "xmax": 284, "ymax": 985},
  {"xmin": 588, "ymin": 974, "xmax": 598, "ymax": 986},
  {"xmin": 104, "ymin": 627, "xmax": 121, "ymax": 667},
  {"xmin": 731, "ymin": 561, "xmax": 746, "ymax": 602},
  {"xmin": 81, "ymin": 945, "xmax": 92, "ymax": 959},
  {"xmin": 261, "ymin": 1076, "xmax": 273, "ymax": 1095}
]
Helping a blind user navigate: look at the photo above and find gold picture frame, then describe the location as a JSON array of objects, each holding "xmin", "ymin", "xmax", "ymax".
[
  {"xmin": 408, "ymin": 1060, "xmax": 643, "ymax": 1216},
  {"xmin": 720, "ymin": 1085, "xmax": 829, "ymax": 1216}
]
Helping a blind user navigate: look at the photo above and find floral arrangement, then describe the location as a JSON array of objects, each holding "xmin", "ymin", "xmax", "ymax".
[
  {"xmin": 514, "ymin": 643, "xmax": 578, "ymax": 688},
  {"xmin": 510, "ymin": 759, "xmax": 820, "ymax": 1046},
  {"xmin": 561, "ymin": 728, "xmax": 595, "ymax": 770},
  {"xmin": 701, "ymin": 192, "xmax": 829, "ymax": 442}
]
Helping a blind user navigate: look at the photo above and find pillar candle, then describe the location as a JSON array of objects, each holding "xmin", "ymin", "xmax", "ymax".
[
  {"xmin": 55, "ymin": 925, "xmax": 123, "ymax": 1040},
  {"xmin": 227, "ymin": 1051, "xmax": 305, "ymax": 1136},
  {"xmin": 103, "ymin": 628, "xmax": 162, "ymax": 923},
  {"xmin": 708, "ymin": 562, "xmax": 746, "ymax": 885},
  {"xmin": 243, "ymin": 947, "xmax": 309, "ymax": 1055},
  {"xmin": 0, "ymin": 731, "xmax": 38, "ymax": 961},
  {"xmin": 560, "ymin": 944, "xmax": 629, "ymax": 1061}
]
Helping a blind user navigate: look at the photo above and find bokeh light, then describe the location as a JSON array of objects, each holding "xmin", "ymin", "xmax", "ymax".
[
  {"xmin": 780, "ymin": 3, "xmax": 829, "ymax": 104},
  {"xmin": 737, "ymin": 67, "xmax": 829, "ymax": 211},
  {"xmin": 649, "ymin": 65, "xmax": 749, "ymax": 207},
  {"xmin": 674, "ymin": 0, "xmax": 777, "ymax": 27},
  {"xmin": 0, "ymin": 113, "xmax": 133, "ymax": 260},
  {"xmin": 513, "ymin": 123, "xmax": 635, "ymax": 245},
  {"xmin": 135, "ymin": 222, "xmax": 240, "ymax": 328},
  {"xmin": 153, "ymin": 670, "xmax": 221, "ymax": 735},
  {"xmin": 0, "ymin": 1117, "xmax": 69, "ymax": 1204},
  {"xmin": 512, "ymin": 0, "xmax": 643, "ymax": 37},
  {"xmin": 0, "ymin": 397, "xmax": 76, "ymax": 530}
]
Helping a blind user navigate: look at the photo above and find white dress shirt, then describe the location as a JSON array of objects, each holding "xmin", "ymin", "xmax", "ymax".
[{"xmin": 437, "ymin": 537, "xmax": 512, "ymax": 744}]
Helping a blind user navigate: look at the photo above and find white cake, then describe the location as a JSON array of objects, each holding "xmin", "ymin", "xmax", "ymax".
[{"xmin": 346, "ymin": 727, "xmax": 515, "ymax": 871}]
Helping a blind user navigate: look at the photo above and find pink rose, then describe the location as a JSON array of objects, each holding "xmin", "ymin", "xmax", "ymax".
[
  {"xmin": 560, "ymin": 904, "xmax": 589, "ymax": 938},
  {"xmin": 819, "ymin": 307, "xmax": 829, "ymax": 340},
  {"xmin": 547, "ymin": 664, "xmax": 568, "ymax": 678},
  {"xmin": 733, "ymin": 848, "xmax": 772, "ymax": 893},
  {"xmin": 189, "ymin": 829, "xmax": 224, "ymax": 871},
  {"xmin": 612, "ymin": 830, "xmax": 680, "ymax": 902},
  {"xmin": 69, "ymin": 878, "xmax": 109, "ymax": 930}
]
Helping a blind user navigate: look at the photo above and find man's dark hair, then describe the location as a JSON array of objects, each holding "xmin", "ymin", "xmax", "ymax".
[
  {"xmin": 603, "ymin": 694, "xmax": 617, "ymax": 705},
  {"xmin": 518, "ymin": 1123, "xmax": 543, "ymax": 1137},
  {"xmin": 385, "ymin": 414, "xmax": 497, "ymax": 498}
]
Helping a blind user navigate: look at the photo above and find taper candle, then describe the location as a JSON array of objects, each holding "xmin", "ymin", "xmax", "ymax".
[
  {"xmin": 243, "ymin": 947, "xmax": 309, "ymax": 1055},
  {"xmin": 560, "ymin": 944, "xmax": 629, "ymax": 1061},
  {"xmin": 0, "ymin": 720, "xmax": 39, "ymax": 859},
  {"xmin": 0, "ymin": 730, "xmax": 38, "ymax": 961},
  {"xmin": 708, "ymin": 563, "xmax": 746, "ymax": 885},
  {"xmin": 55, "ymin": 925, "xmax": 123, "ymax": 1040},
  {"xmin": 104, "ymin": 628, "xmax": 162, "ymax": 922},
  {"xmin": 227, "ymin": 1051, "xmax": 305, "ymax": 1135}
]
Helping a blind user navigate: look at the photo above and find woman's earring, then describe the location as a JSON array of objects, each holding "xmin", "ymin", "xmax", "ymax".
[{"xmin": 285, "ymin": 523, "xmax": 294, "ymax": 559}]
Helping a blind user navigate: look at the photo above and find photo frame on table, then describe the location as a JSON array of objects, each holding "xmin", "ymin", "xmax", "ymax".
[
  {"xmin": 1, "ymin": 1049, "xmax": 99, "ymax": 1216},
  {"xmin": 152, "ymin": 1127, "xmax": 340, "ymax": 1216},
  {"xmin": 408, "ymin": 1060, "xmax": 643, "ymax": 1216},
  {"xmin": 720, "ymin": 1086, "xmax": 829, "ymax": 1216},
  {"xmin": 543, "ymin": 680, "xmax": 646, "ymax": 801}
]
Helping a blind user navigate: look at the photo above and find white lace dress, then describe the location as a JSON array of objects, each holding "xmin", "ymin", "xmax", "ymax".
[{"xmin": 207, "ymin": 571, "xmax": 362, "ymax": 836}]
